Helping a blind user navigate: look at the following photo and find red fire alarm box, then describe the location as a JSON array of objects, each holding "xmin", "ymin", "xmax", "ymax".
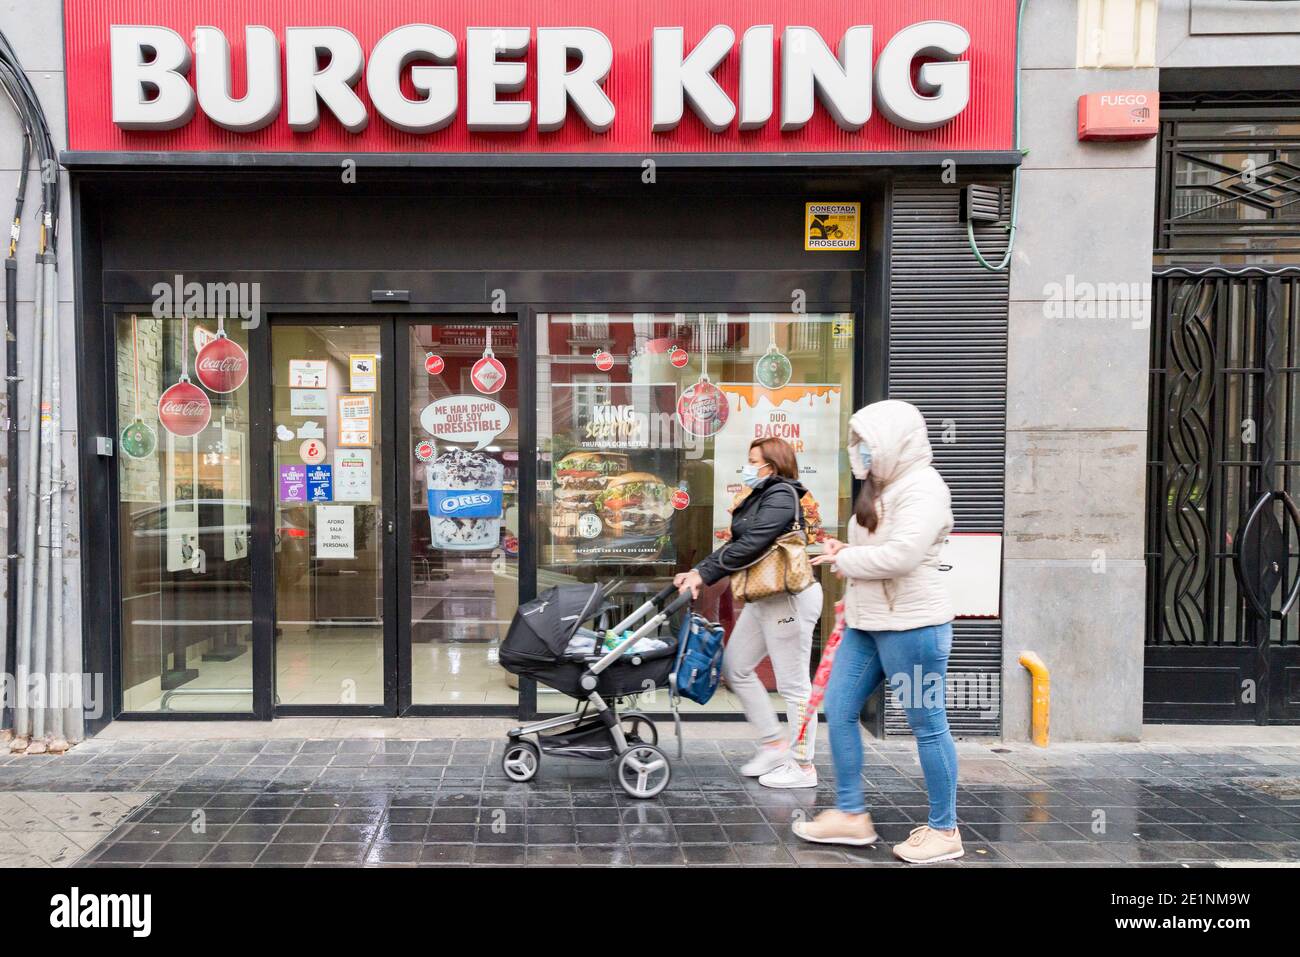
[{"xmin": 1077, "ymin": 91, "xmax": 1159, "ymax": 141}]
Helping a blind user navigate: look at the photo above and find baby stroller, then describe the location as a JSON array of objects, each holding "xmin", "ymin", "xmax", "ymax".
[{"xmin": 499, "ymin": 581, "xmax": 691, "ymax": 798}]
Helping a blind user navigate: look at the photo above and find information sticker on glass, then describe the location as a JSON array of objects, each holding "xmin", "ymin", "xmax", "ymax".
[
  {"xmin": 338, "ymin": 394, "xmax": 373, "ymax": 447},
  {"xmin": 289, "ymin": 359, "xmax": 327, "ymax": 388},
  {"xmin": 315, "ymin": 505, "xmax": 355, "ymax": 560},
  {"xmin": 291, "ymin": 389, "xmax": 328, "ymax": 416},
  {"xmin": 350, "ymin": 354, "xmax": 378, "ymax": 392},
  {"xmin": 333, "ymin": 449, "xmax": 372, "ymax": 502}
]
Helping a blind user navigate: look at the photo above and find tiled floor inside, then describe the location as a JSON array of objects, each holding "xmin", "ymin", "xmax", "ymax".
[{"xmin": 1, "ymin": 731, "xmax": 1298, "ymax": 867}]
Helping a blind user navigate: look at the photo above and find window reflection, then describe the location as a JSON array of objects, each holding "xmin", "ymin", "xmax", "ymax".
[
  {"xmin": 535, "ymin": 312, "xmax": 856, "ymax": 713},
  {"xmin": 116, "ymin": 314, "xmax": 253, "ymax": 712}
]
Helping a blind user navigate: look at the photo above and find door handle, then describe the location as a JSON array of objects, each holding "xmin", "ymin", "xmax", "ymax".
[{"xmin": 1234, "ymin": 489, "xmax": 1300, "ymax": 621}]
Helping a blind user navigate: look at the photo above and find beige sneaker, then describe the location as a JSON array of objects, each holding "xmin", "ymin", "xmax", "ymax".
[
  {"xmin": 892, "ymin": 825, "xmax": 964, "ymax": 864},
  {"xmin": 792, "ymin": 809, "xmax": 878, "ymax": 846}
]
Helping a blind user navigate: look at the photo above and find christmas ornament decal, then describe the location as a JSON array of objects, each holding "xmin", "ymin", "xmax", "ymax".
[
  {"xmin": 593, "ymin": 349, "xmax": 614, "ymax": 371},
  {"xmin": 158, "ymin": 315, "xmax": 211, "ymax": 437},
  {"xmin": 158, "ymin": 379, "xmax": 211, "ymax": 437},
  {"xmin": 121, "ymin": 418, "xmax": 157, "ymax": 460},
  {"xmin": 424, "ymin": 353, "xmax": 445, "ymax": 376},
  {"xmin": 121, "ymin": 314, "xmax": 158, "ymax": 459},
  {"xmin": 470, "ymin": 328, "xmax": 507, "ymax": 395},
  {"xmin": 755, "ymin": 341, "xmax": 793, "ymax": 389},
  {"xmin": 676, "ymin": 376, "xmax": 728, "ymax": 438},
  {"xmin": 195, "ymin": 320, "xmax": 248, "ymax": 394}
]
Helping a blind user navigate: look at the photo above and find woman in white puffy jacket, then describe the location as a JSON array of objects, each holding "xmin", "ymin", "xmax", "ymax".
[{"xmin": 792, "ymin": 400, "xmax": 963, "ymax": 864}]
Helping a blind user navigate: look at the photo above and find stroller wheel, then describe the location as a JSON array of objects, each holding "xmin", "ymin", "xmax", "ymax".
[
  {"xmin": 615, "ymin": 744, "xmax": 671, "ymax": 799},
  {"xmin": 502, "ymin": 740, "xmax": 540, "ymax": 782},
  {"xmin": 620, "ymin": 711, "xmax": 659, "ymax": 746}
]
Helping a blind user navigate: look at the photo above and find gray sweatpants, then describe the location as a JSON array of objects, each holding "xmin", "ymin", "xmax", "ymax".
[{"xmin": 722, "ymin": 582, "xmax": 823, "ymax": 762}]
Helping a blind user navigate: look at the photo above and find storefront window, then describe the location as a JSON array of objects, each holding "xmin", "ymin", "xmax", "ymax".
[
  {"xmin": 535, "ymin": 312, "xmax": 856, "ymax": 713},
  {"xmin": 115, "ymin": 314, "xmax": 253, "ymax": 712}
]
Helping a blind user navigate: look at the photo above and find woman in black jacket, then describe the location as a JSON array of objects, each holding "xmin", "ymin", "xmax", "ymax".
[{"xmin": 675, "ymin": 437, "xmax": 824, "ymax": 789}]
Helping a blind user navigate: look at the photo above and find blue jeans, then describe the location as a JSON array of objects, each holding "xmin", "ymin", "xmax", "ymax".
[{"xmin": 824, "ymin": 623, "xmax": 958, "ymax": 829}]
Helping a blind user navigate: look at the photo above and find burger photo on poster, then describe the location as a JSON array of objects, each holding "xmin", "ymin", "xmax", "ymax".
[
  {"xmin": 552, "ymin": 450, "xmax": 629, "ymax": 539},
  {"xmin": 594, "ymin": 472, "xmax": 674, "ymax": 540}
]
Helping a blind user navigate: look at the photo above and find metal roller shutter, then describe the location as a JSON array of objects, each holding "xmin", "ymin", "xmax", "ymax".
[{"xmin": 883, "ymin": 175, "xmax": 1010, "ymax": 737}]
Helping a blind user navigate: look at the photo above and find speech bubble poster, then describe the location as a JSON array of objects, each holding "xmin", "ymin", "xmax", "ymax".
[{"xmin": 419, "ymin": 395, "xmax": 510, "ymax": 451}]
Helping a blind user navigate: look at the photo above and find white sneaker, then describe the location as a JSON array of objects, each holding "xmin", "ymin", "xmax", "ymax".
[
  {"xmin": 739, "ymin": 745, "xmax": 790, "ymax": 777},
  {"xmin": 759, "ymin": 760, "xmax": 817, "ymax": 789}
]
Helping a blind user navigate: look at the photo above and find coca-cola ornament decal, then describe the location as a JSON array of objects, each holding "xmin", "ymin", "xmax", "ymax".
[
  {"xmin": 158, "ymin": 315, "xmax": 212, "ymax": 437},
  {"xmin": 195, "ymin": 320, "xmax": 248, "ymax": 394},
  {"xmin": 593, "ymin": 349, "xmax": 614, "ymax": 371},
  {"xmin": 158, "ymin": 379, "xmax": 211, "ymax": 438},
  {"xmin": 470, "ymin": 328, "xmax": 507, "ymax": 395},
  {"xmin": 424, "ymin": 353, "xmax": 445, "ymax": 376}
]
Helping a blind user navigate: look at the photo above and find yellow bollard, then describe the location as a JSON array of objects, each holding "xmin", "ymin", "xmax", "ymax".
[{"xmin": 1018, "ymin": 652, "xmax": 1050, "ymax": 747}]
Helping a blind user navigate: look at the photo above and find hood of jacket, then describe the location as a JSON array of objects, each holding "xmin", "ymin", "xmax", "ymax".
[{"xmin": 848, "ymin": 400, "xmax": 933, "ymax": 486}]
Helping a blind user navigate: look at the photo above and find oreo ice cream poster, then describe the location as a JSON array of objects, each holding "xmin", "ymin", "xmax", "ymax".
[{"xmin": 418, "ymin": 396, "xmax": 509, "ymax": 551}]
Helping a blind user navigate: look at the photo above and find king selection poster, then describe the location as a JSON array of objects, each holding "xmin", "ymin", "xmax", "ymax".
[{"xmin": 712, "ymin": 384, "xmax": 841, "ymax": 550}]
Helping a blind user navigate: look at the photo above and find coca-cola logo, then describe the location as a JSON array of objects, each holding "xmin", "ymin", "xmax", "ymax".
[
  {"xmin": 195, "ymin": 335, "xmax": 249, "ymax": 393},
  {"xmin": 161, "ymin": 400, "xmax": 208, "ymax": 415},
  {"xmin": 158, "ymin": 380, "xmax": 212, "ymax": 437}
]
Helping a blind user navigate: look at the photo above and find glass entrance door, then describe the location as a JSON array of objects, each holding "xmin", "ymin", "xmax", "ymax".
[
  {"xmin": 269, "ymin": 318, "xmax": 520, "ymax": 714},
  {"xmin": 400, "ymin": 322, "xmax": 519, "ymax": 708},
  {"xmin": 271, "ymin": 322, "xmax": 390, "ymax": 710}
]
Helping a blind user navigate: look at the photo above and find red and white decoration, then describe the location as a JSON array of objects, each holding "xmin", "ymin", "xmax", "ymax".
[
  {"xmin": 676, "ymin": 375, "xmax": 728, "ymax": 438},
  {"xmin": 158, "ymin": 379, "xmax": 211, "ymax": 437},
  {"xmin": 424, "ymin": 353, "xmax": 445, "ymax": 376},
  {"xmin": 593, "ymin": 349, "xmax": 614, "ymax": 371},
  {"xmin": 299, "ymin": 438, "xmax": 327, "ymax": 465},
  {"xmin": 470, "ymin": 328, "xmax": 507, "ymax": 395},
  {"xmin": 671, "ymin": 488, "xmax": 691, "ymax": 510},
  {"xmin": 669, "ymin": 346, "xmax": 689, "ymax": 369},
  {"xmin": 194, "ymin": 319, "xmax": 248, "ymax": 393},
  {"xmin": 158, "ymin": 314, "xmax": 212, "ymax": 437}
]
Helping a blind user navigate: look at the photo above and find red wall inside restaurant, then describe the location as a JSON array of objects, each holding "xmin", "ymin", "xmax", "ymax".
[{"xmin": 63, "ymin": 0, "xmax": 1018, "ymax": 154}]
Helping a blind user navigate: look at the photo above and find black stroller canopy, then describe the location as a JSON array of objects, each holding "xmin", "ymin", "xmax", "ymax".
[{"xmin": 502, "ymin": 583, "xmax": 607, "ymax": 664}]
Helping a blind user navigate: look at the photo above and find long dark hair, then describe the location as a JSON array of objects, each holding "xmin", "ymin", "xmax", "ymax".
[{"xmin": 853, "ymin": 474, "xmax": 881, "ymax": 533}]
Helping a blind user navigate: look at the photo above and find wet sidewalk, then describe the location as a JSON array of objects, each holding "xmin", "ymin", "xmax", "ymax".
[{"xmin": 0, "ymin": 725, "xmax": 1297, "ymax": 867}]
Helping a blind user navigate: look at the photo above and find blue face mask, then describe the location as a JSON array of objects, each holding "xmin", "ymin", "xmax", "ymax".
[
  {"xmin": 740, "ymin": 463, "xmax": 766, "ymax": 488},
  {"xmin": 853, "ymin": 442, "xmax": 872, "ymax": 475}
]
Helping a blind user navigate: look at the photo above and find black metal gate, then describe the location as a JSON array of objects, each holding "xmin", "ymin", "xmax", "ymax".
[{"xmin": 1145, "ymin": 268, "xmax": 1300, "ymax": 723}]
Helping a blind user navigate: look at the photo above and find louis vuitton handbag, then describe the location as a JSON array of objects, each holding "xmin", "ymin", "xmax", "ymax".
[{"xmin": 723, "ymin": 484, "xmax": 815, "ymax": 602}]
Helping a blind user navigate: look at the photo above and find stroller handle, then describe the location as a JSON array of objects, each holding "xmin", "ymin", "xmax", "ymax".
[
  {"xmin": 652, "ymin": 582, "xmax": 679, "ymax": 606},
  {"xmin": 662, "ymin": 590, "xmax": 692, "ymax": 616}
]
